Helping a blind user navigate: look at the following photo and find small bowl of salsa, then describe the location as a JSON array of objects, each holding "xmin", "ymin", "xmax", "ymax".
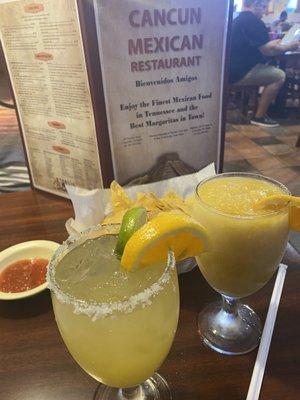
[{"xmin": 0, "ymin": 240, "xmax": 60, "ymax": 300}]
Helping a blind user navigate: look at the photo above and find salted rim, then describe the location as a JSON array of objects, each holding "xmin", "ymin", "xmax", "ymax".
[
  {"xmin": 47, "ymin": 225, "xmax": 176, "ymax": 321},
  {"xmin": 196, "ymin": 172, "xmax": 291, "ymax": 220}
]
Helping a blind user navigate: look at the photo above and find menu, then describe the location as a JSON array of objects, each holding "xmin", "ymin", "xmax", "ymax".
[
  {"xmin": 0, "ymin": 0, "xmax": 102, "ymax": 197},
  {"xmin": 94, "ymin": 0, "xmax": 230, "ymax": 184}
]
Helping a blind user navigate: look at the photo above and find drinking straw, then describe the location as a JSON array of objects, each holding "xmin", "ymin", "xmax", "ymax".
[{"xmin": 246, "ymin": 264, "xmax": 288, "ymax": 400}]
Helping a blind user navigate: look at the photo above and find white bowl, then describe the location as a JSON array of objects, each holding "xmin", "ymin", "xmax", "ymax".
[{"xmin": 0, "ymin": 240, "xmax": 60, "ymax": 300}]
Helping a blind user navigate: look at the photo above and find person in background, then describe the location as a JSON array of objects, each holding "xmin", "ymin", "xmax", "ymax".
[
  {"xmin": 229, "ymin": 0, "xmax": 300, "ymax": 128},
  {"xmin": 273, "ymin": 11, "xmax": 292, "ymax": 32}
]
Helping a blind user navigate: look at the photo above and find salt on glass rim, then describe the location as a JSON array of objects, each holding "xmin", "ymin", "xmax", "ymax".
[{"xmin": 47, "ymin": 225, "xmax": 176, "ymax": 321}]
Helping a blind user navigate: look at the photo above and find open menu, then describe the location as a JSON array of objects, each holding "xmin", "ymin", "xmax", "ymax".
[
  {"xmin": 0, "ymin": 0, "xmax": 231, "ymax": 196},
  {"xmin": 0, "ymin": 0, "xmax": 105, "ymax": 197}
]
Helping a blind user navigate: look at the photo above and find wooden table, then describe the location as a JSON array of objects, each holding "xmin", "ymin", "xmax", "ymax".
[{"xmin": 0, "ymin": 190, "xmax": 299, "ymax": 400}]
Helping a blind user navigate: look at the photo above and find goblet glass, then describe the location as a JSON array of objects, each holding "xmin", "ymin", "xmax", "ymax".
[
  {"xmin": 47, "ymin": 225, "xmax": 179, "ymax": 399},
  {"xmin": 192, "ymin": 172, "xmax": 289, "ymax": 355}
]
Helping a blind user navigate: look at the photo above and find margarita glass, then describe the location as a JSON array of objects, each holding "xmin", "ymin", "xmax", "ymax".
[
  {"xmin": 189, "ymin": 172, "xmax": 290, "ymax": 355},
  {"xmin": 47, "ymin": 225, "xmax": 179, "ymax": 400}
]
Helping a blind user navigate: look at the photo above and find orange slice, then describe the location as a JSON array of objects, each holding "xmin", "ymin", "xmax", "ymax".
[
  {"xmin": 255, "ymin": 194, "xmax": 300, "ymax": 231},
  {"xmin": 121, "ymin": 211, "xmax": 208, "ymax": 271}
]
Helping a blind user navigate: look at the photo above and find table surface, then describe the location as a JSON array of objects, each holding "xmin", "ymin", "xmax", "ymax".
[{"xmin": 0, "ymin": 190, "xmax": 299, "ymax": 400}]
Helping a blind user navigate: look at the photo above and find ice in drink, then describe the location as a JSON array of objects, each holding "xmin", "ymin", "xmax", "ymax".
[{"xmin": 49, "ymin": 231, "xmax": 179, "ymax": 388}]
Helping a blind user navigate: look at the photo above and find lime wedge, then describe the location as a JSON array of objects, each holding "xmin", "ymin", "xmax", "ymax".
[{"xmin": 114, "ymin": 207, "xmax": 147, "ymax": 258}]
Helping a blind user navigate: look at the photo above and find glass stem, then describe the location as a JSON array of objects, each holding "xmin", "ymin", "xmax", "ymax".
[
  {"xmin": 221, "ymin": 295, "xmax": 238, "ymax": 317},
  {"xmin": 120, "ymin": 386, "xmax": 140, "ymax": 399}
]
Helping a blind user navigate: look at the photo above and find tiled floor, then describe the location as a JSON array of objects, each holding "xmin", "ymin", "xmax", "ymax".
[{"xmin": 224, "ymin": 122, "xmax": 300, "ymax": 196}]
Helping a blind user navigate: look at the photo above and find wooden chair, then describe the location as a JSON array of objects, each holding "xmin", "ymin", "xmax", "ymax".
[{"xmin": 230, "ymin": 85, "xmax": 260, "ymax": 122}]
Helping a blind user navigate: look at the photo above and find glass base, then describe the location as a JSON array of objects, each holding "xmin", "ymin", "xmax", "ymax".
[
  {"xmin": 94, "ymin": 373, "xmax": 172, "ymax": 400},
  {"xmin": 197, "ymin": 300, "xmax": 262, "ymax": 355}
]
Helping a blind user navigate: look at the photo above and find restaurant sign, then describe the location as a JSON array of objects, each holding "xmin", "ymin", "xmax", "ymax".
[{"xmin": 93, "ymin": 0, "xmax": 231, "ymax": 184}]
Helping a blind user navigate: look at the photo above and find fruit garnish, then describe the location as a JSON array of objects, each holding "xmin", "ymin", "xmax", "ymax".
[
  {"xmin": 114, "ymin": 207, "xmax": 147, "ymax": 258},
  {"xmin": 121, "ymin": 211, "xmax": 208, "ymax": 271},
  {"xmin": 255, "ymin": 194, "xmax": 300, "ymax": 231}
]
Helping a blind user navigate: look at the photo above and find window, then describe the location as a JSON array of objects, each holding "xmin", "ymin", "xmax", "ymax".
[
  {"xmin": 234, "ymin": 0, "xmax": 243, "ymax": 12},
  {"xmin": 287, "ymin": 0, "xmax": 297, "ymax": 11}
]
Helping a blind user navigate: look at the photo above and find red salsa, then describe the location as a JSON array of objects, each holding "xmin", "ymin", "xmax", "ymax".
[{"xmin": 0, "ymin": 258, "xmax": 48, "ymax": 293}]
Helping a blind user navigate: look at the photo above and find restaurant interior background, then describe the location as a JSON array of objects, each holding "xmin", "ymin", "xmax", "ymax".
[{"xmin": 0, "ymin": 0, "xmax": 300, "ymax": 251}]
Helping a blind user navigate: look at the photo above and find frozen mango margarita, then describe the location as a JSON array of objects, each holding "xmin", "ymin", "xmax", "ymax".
[
  {"xmin": 188, "ymin": 172, "xmax": 291, "ymax": 355},
  {"xmin": 189, "ymin": 174, "xmax": 289, "ymax": 298}
]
